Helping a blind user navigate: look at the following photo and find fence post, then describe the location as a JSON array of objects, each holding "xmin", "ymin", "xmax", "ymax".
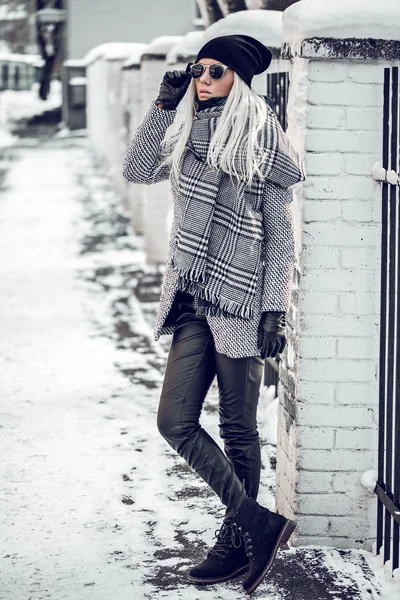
[{"xmin": 277, "ymin": 27, "xmax": 400, "ymax": 549}]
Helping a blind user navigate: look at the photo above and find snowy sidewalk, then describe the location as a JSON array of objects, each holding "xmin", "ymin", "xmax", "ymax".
[{"xmin": 0, "ymin": 136, "xmax": 381, "ymax": 600}]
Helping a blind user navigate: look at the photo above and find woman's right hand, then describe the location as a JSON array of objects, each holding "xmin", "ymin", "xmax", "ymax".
[{"xmin": 155, "ymin": 63, "xmax": 193, "ymax": 110}]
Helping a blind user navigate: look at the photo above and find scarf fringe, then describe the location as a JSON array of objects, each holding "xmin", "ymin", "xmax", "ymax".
[
  {"xmin": 172, "ymin": 261, "xmax": 207, "ymax": 285},
  {"xmin": 177, "ymin": 276, "xmax": 254, "ymax": 320}
]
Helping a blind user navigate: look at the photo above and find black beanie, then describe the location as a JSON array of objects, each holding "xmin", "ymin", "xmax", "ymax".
[{"xmin": 195, "ymin": 34, "xmax": 272, "ymax": 88}]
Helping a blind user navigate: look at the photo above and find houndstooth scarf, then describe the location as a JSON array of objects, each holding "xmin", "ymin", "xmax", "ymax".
[{"xmin": 171, "ymin": 98, "xmax": 303, "ymax": 320}]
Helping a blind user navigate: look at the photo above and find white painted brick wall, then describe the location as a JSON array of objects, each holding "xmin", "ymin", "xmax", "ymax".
[
  {"xmin": 303, "ymin": 200, "xmax": 342, "ymax": 222},
  {"xmin": 307, "ymin": 106, "xmax": 346, "ymax": 129},
  {"xmin": 275, "ymin": 58, "xmax": 388, "ymax": 550},
  {"xmin": 346, "ymin": 108, "xmax": 382, "ymax": 131},
  {"xmin": 300, "ymin": 291, "xmax": 337, "ymax": 314},
  {"xmin": 337, "ymin": 338, "xmax": 377, "ymax": 360},
  {"xmin": 308, "ymin": 61, "xmax": 347, "ymax": 82},
  {"xmin": 298, "ymin": 337, "xmax": 336, "ymax": 359},
  {"xmin": 335, "ymin": 428, "xmax": 378, "ymax": 450},
  {"xmin": 305, "ymin": 175, "xmax": 378, "ymax": 199},
  {"xmin": 344, "ymin": 153, "xmax": 381, "ymax": 175},
  {"xmin": 297, "ymin": 405, "xmax": 375, "ymax": 427},
  {"xmin": 305, "ymin": 153, "xmax": 343, "ymax": 176},
  {"xmin": 303, "ymin": 222, "xmax": 380, "ymax": 246},
  {"xmin": 335, "ymin": 382, "xmax": 379, "ymax": 405},
  {"xmin": 299, "ymin": 449, "xmax": 376, "ymax": 471},
  {"xmin": 299, "ymin": 426, "xmax": 335, "ymax": 449},
  {"xmin": 297, "ymin": 381, "xmax": 336, "ymax": 404},
  {"xmin": 302, "ymin": 246, "xmax": 341, "ymax": 268},
  {"xmin": 306, "ymin": 130, "xmax": 382, "ymax": 153},
  {"xmin": 308, "ymin": 81, "xmax": 382, "ymax": 106}
]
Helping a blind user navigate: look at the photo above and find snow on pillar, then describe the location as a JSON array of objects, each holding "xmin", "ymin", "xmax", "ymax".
[
  {"xmin": 140, "ymin": 36, "xmax": 182, "ymax": 266},
  {"xmin": 277, "ymin": 0, "xmax": 400, "ymax": 550}
]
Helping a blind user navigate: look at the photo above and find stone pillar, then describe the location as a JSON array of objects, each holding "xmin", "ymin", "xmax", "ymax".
[
  {"xmin": 121, "ymin": 47, "xmax": 147, "ymax": 235},
  {"xmin": 277, "ymin": 37, "xmax": 400, "ymax": 549},
  {"xmin": 86, "ymin": 42, "xmax": 143, "ymax": 201},
  {"xmin": 140, "ymin": 36, "xmax": 182, "ymax": 266}
]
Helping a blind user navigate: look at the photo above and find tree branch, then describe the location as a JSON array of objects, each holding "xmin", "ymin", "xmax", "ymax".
[
  {"xmin": 196, "ymin": 0, "xmax": 224, "ymax": 26},
  {"xmin": 216, "ymin": 0, "xmax": 247, "ymax": 16},
  {"xmin": 261, "ymin": 0, "xmax": 299, "ymax": 10}
]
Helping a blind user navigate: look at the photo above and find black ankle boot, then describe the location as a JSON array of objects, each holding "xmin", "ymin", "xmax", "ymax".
[
  {"xmin": 232, "ymin": 497, "xmax": 296, "ymax": 594},
  {"xmin": 189, "ymin": 517, "xmax": 249, "ymax": 584}
]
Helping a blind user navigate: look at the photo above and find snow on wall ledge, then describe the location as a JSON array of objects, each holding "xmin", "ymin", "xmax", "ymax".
[
  {"xmin": 166, "ymin": 31, "xmax": 205, "ymax": 64},
  {"xmin": 282, "ymin": 0, "xmax": 400, "ymax": 43},
  {"xmin": 282, "ymin": 38, "xmax": 400, "ymax": 61},
  {"xmin": 142, "ymin": 36, "xmax": 183, "ymax": 60},
  {"xmin": 83, "ymin": 43, "xmax": 146, "ymax": 66}
]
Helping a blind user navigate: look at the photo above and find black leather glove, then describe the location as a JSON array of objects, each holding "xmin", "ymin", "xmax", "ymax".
[
  {"xmin": 155, "ymin": 63, "xmax": 193, "ymax": 110},
  {"xmin": 257, "ymin": 311, "xmax": 287, "ymax": 359}
]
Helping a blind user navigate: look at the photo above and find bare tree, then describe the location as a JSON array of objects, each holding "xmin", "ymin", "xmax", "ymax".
[
  {"xmin": 196, "ymin": 0, "xmax": 300, "ymax": 27},
  {"xmin": 261, "ymin": 0, "xmax": 299, "ymax": 10},
  {"xmin": 0, "ymin": 0, "xmax": 31, "ymax": 53},
  {"xmin": 216, "ymin": 0, "xmax": 247, "ymax": 16},
  {"xmin": 196, "ymin": 0, "xmax": 224, "ymax": 26}
]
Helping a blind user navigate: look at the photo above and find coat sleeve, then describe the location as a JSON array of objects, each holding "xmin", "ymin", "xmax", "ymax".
[
  {"xmin": 261, "ymin": 109, "xmax": 306, "ymax": 189},
  {"xmin": 261, "ymin": 180, "xmax": 296, "ymax": 312},
  {"xmin": 122, "ymin": 102, "xmax": 177, "ymax": 185}
]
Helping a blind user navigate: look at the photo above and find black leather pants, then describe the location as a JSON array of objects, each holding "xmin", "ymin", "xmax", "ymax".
[{"xmin": 157, "ymin": 301, "xmax": 264, "ymax": 518}]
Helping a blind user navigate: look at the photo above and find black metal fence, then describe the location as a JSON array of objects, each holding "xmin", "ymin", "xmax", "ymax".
[
  {"xmin": 266, "ymin": 71, "xmax": 290, "ymax": 131},
  {"xmin": 376, "ymin": 65, "xmax": 400, "ymax": 575},
  {"xmin": 0, "ymin": 60, "xmax": 41, "ymax": 91}
]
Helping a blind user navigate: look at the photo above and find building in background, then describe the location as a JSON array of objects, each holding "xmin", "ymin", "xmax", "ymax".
[{"xmin": 65, "ymin": 0, "xmax": 199, "ymax": 59}]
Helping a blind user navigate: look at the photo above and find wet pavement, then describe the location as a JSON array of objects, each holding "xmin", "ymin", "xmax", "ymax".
[{"xmin": 0, "ymin": 133, "xmax": 382, "ymax": 600}]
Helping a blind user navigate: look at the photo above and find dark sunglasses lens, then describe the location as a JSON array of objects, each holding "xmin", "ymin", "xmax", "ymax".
[
  {"xmin": 210, "ymin": 65, "xmax": 225, "ymax": 80},
  {"xmin": 191, "ymin": 64, "xmax": 204, "ymax": 79}
]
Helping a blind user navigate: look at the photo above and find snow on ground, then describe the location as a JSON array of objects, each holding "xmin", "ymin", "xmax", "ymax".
[
  {"xmin": 0, "ymin": 124, "xmax": 16, "ymax": 149},
  {"xmin": 0, "ymin": 132, "xmax": 385, "ymax": 599},
  {"xmin": 282, "ymin": 0, "xmax": 400, "ymax": 43},
  {"xmin": 0, "ymin": 79, "xmax": 61, "ymax": 126}
]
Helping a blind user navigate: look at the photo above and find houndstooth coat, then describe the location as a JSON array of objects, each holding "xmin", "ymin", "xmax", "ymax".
[{"xmin": 123, "ymin": 101, "xmax": 305, "ymax": 358}]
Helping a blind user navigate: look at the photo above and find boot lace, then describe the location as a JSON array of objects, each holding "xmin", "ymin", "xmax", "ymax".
[{"xmin": 209, "ymin": 518, "xmax": 243, "ymax": 559}]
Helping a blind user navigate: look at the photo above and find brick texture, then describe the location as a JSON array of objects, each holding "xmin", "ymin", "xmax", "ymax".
[{"xmin": 275, "ymin": 57, "xmax": 386, "ymax": 551}]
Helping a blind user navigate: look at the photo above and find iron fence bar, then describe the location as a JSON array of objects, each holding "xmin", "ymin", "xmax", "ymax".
[
  {"xmin": 392, "ymin": 66, "xmax": 400, "ymax": 571},
  {"xmin": 377, "ymin": 67, "xmax": 391, "ymax": 557},
  {"xmin": 280, "ymin": 72, "xmax": 285, "ymax": 131},
  {"xmin": 282, "ymin": 72, "xmax": 288, "ymax": 131},
  {"xmin": 266, "ymin": 71, "xmax": 290, "ymax": 131},
  {"xmin": 375, "ymin": 483, "xmax": 400, "ymax": 526},
  {"xmin": 384, "ymin": 66, "xmax": 397, "ymax": 564}
]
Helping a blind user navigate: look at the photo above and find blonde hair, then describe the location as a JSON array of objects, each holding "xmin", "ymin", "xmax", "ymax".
[{"xmin": 160, "ymin": 72, "xmax": 270, "ymax": 186}]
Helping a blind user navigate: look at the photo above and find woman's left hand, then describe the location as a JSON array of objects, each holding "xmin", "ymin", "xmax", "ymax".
[{"xmin": 257, "ymin": 311, "xmax": 286, "ymax": 359}]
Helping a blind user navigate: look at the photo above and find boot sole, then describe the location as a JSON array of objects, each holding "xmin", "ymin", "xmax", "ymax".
[
  {"xmin": 188, "ymin": 562, "xmax": 249, "ymax": 585},
  {"xmin": 244, "ymin": 518, "xmax": 296, "ymax": 595}
]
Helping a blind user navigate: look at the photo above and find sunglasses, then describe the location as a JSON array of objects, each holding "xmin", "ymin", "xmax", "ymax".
[{"xmin": 190, "ymin": 63, "xmax": 231, "ymax": 81}]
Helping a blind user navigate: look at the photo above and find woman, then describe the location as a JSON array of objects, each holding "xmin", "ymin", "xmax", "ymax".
[{"xmin": 123, "ymin": 34, "xmax": 305, "ymax": 594}]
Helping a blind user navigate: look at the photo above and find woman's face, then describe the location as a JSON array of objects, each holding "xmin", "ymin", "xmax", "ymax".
[{"xmin": 194, "ymin": 57, "xmax": 235, "ymax": 100}]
